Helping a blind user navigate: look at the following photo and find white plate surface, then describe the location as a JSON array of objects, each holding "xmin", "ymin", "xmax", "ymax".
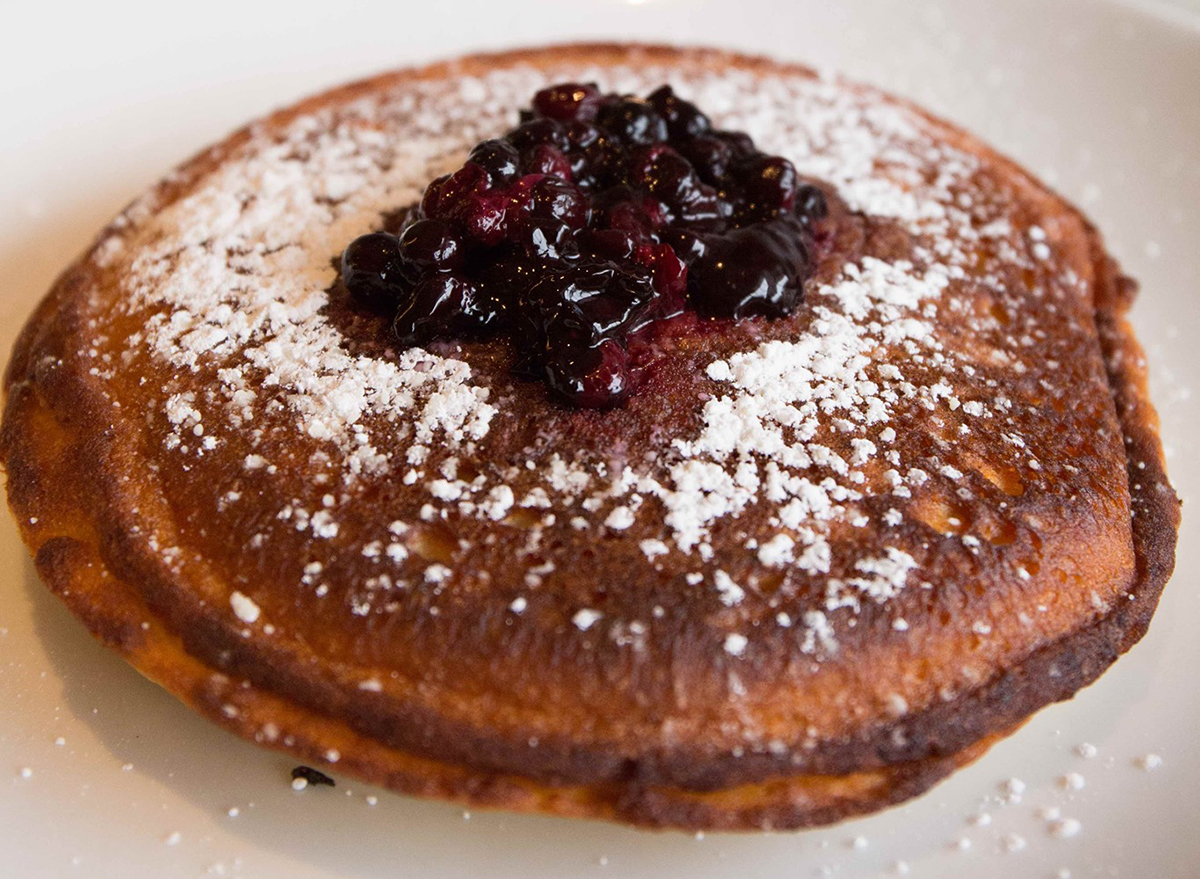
[{"xmin": 1, "ymin": 1, "xmax": 1198, "ymax": 876}]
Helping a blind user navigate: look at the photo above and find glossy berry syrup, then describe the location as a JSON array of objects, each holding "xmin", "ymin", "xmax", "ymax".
[{"xmin": 341, "ymin": 83, "xmax": 827, "ymax": 408}]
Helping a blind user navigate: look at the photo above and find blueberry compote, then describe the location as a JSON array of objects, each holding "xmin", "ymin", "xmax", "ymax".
[{"xmin": 341, "ymin": 83, "xmax": 827, "ymax": 408}]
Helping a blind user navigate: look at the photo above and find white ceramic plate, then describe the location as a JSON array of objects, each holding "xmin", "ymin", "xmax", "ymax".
[{"xmin": 2, "ymin": 1, "xmax": 1197, "ymax": 876}]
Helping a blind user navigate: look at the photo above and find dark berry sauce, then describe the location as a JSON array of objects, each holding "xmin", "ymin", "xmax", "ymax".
[{"xmin": 340, "ymin": 83, "xmax": 827, "ymax": 408}]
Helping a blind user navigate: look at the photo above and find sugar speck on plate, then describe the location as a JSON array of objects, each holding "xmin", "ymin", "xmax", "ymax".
[
  {"xmin": 950, "ymin": 836, "xmax": 972, "ymax": 852},
  {"xmin": 1074, "ymin": 742, "xmax": 1098, "ymax": 759},
  {"xmin": 1056, "ymin": 869, "xmax": 1072, "ymax": 879},
  {"xmin": 1059, "ymin": 771, "xmax": 1086, "ymax": 791},
  {"xmin": 291, "ymin": 776, "xmax": 308, "ymax": 791},
  {"xmin": 19, "ymin": 767, "xmax": 32, "ymax": 779},
  {"xmin": 462, "ymin": 810, "xmax": 471, "ymax": 820},
  {"xmin": 121, "ymin": 763, "xmax": 134, "ymax": 771},
  {"xmin": 227, "ymin": 807, "xmax": 239, "ymax": 818},
  {"xmin": 969, "ymin": 811, "xmax": 992, "ymax": 827},
  {"xmin": 54, "ymin": 737, "xmax": 66, "ymax": 747},
  {"xmin": 597, "ymin": 856, "xmax": 609, "ymax": 866},
  {"xmin": 366, "ymin": 795, "xmax": 378, "ymax": 806},
  {"xmin": 850, "ymin": 835, "xmax": 868, "ymax": 850},
  {"xmin": 1038, "ymin": 805, "xmax": 1062, "ymax": 821},
  {"xmin": 1050, "ymin": 817, "xmax": 1082, "ymax": 839},
  {"xmin": 1001, "ymin": 833, "xmax": 1027, "ymax": 853},
  {"xmin": 1001, "ymin": 777, "xmax": 1026, "ymax": 802},
  {"xmin": 1136, "ymin": 753, "xmax": 1163, "ymax": 771},
  {"xmin": 163, "ymin": 831, "xmax": 181, "ymax": 846},
  {"xmin": 892, "ymin": 860, "xmax": 910, "ymax": 875}
]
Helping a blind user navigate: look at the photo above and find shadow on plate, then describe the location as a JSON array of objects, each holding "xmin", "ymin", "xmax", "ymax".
[{"xmin": 21, "ymin": 553, "xmax": 762, "ymax": 876}]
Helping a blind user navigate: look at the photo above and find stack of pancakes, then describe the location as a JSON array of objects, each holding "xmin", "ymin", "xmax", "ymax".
[{"xmin": 0, "ymin": 45, "xmax": 1178, "ymax": 829}]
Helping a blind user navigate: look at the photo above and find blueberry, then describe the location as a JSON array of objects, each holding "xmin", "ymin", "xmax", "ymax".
[
  {"xmin": 677, "ymin": 135, "xmax": 733, "ymax": 185},
  {"xmin": 341, "ymin": 232, "xmax": 407, "ymax": 308},
  {"xmin": 605, "ymin": 200, "xmax": 657, "ymax": 235},
  {"xmin": 687, "ymin": 218, "xmax": 812, "ymax": 318},
  {"xmin": 714, "ymin": 130, "xmax": 756, "ymax": 161},
  {"xmin": 468, "ymin": 139, "xmax": 521, "ymax": 186},
  {"xmin": 516, "ymin": 177, "xmax": 590, "ymax": 229},
  {"xmin": 661, "ymin": 227, "xmax": 710, "ymax": 265},
  {"xmin": 629, "ymin": 146, "xmax": 721, "ymax": 225},
  {"xmin": 577, "ymin": 228, "xmax": 638, "ymax": 261},
  {"xmin": 506, "ymin": 118, "xmax": 569, "ymax": 152},
  {"xmin": 736, "ymin": 155, "xmax": 799, "ymax": 221},
  {"xmin": 533, "ymin": 82, "xmax": 602, "ymax": 122},
  {"xmin": 646, "ymin": 85, "xmax": 712, "ymax": 139},
  {"xmin": 421, "ymin": 163, "xmax": 486, "ymax": 220},
  {"xmin": 394, "ymin": 274, "xmax": 501, "ymax": 343},
  {"xmin": 596, "ymin": 98, "xmax": 669, "ymax": 146},
  {"xmin": 795, "ymin": 183, "xmax": 829, "ymax": 222},
  {"xmin": 634, "ymin": 243, "xmax": 688, "ymax": 314},
  {"xmin": 519, "ymin": 218, "xmax": 577, "ymax": 262},
  {"xmin": 531, "ymin": 262, "xmax": 655, "ymax": 337},
  {"xmin": 521, "ymin": 143, "xmax": 573, "ymax": 180},
  {"xmin": 479, "ymin": 252, "xmax": 548, "ymax": 303},
  {"xmin": 418, "ymin": 173, "xmax": 451, "ymax": 219},
  {"xmin": 398, "ymin": 219, "xmax": 463, "ymax": 272},
  {"xmin": 592, "ymin": 185, "xmax": 667, "ymax": 235},
  {"xmin": 565, "ymin": 122, "xmax": 602, "ymax": 151},
  {"xmin": 458, "ymin": 190, "xmax": 511, "ymax": 246},
  {"xmin": 567, "ymin": 125, "xmax": 626, "ymax": 189},
  {"xmin": 544, "ymin": 336, "xmax": 631, "ymax": 408}
]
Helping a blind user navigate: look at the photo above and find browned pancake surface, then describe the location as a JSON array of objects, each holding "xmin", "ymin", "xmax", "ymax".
[{"xmin": 0, "ymin": 44, "xmax": 1179, "ymax": 828}]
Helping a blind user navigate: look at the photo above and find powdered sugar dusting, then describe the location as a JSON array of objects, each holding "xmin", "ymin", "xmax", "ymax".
[
  {"xmin": 91, "ymin": 58, "xmax": 1080, "ymax": 660},
  {"xmin": 119, "ymin": 97, "xmax": 497, "ymax": 477}
]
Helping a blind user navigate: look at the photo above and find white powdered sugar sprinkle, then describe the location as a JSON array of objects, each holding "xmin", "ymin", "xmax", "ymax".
[
  {"xmin": 97, "ymin": 60, "xmax": 1062, "ymax": 660},
  {"xmin": 229, "ymin": 591, "xmax": 261, "ymax": 624}
]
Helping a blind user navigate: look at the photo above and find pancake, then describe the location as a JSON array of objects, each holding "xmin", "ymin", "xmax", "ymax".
[{"xmin": 0, "ymin": 44, "xmax": 1179, "ymax": 830}]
